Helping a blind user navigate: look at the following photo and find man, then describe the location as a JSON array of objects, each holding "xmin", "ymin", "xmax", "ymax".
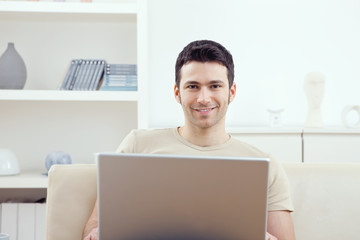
[{"xmin": 83, "ymin": 40, "xmax": 295, "ymax": 240}]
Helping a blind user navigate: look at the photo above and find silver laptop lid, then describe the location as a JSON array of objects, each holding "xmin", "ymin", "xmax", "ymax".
[{"xmin": 97, "ymin": 153, "xmax": 270, "ymax": 240}]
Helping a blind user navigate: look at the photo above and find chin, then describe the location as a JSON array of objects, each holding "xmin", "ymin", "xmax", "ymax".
[{"xmin": 197, "ymin": 122, "xmax": 216, "ymax": 129}]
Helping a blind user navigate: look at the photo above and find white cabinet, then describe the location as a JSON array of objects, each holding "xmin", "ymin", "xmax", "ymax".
[
  {"xmin": 303, "ymin": 128, "xmax": 360, "ymax": 162},
  {"xmin": 0, "ymin": 1, "xmax": 145, "ymax": 192},
  {"xmin": 228, "ymin": 128, "xmax": 303, "ymax": 163},
  {"xmin": 0, "ymin": 172, "xmax": 47, "ymax": 202},
  {"xmin": 229, "ymin": 127, "xmax": 360, "ymax": 163}
]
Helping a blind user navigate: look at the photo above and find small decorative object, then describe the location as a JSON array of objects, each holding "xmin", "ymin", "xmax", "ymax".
[
  {"xmin": 0, "ymin": 233, "xmax": 10, "ymax": 240},
  {"xmin": 0, "ymin": 42, "xmax": 27, "ymax": 89},
  {"xmin": 267, "ymin": 108, "xmax": 284, "ymax": 127},
  {"xmin": 342, "ymin": 105, "xmax": 360, "ymax": 128},
  {"xmin": 45, "ymin": 151, "xmax": 72, "ymax": 172},
  {"xmin": 304, "ymin": 72, "xmax": 325, "ymax": 128},
  {"xmin": 0, "ymin": 149, "xmax": 20, "ymax": 176}
]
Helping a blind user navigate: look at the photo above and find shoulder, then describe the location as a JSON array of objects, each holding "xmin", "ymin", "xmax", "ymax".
[
  {"xmin": 227, "ymin": 137, "xmax": 290, "ymax": 183},
  {"xmin": 229, "ymin": 137, "xmax": 283, "ymax": 174},
  {"xmin": 228, "ymin": 137, "xmax": 270, "ymax": 158},
  {"xmin": 126, "ymin": 128, "xmax": 174, "ymax": 142},
  {"xmin": 116, "ymin": 128, "xmax": 175, "ymax": 153}
]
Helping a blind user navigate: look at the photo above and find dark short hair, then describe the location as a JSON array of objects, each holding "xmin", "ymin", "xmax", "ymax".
[{"xmin": 175, "ymin": 40, "xmax": 234, "ymax": 89}]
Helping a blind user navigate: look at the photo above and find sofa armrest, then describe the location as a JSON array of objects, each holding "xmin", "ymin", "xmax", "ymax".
[{"xmin": 45, "ymin": 164, "xmax": 97, "ymax": 240}]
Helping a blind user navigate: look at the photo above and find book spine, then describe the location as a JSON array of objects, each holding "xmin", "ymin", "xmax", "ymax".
[
  {"xmin": 60, "ymin": 60, "xmax": 76, "ymax": 90},
  {"xmin": 104, "ymin": 75, "xmax": 137, "ymax": 80},
  {"xmin": 73, "ymin": 60, "xmax": 87, "ymax": 91},
  {"xmin": 106, "ymin": 70, "xmax": 137, "ymax": 76},
  {"xmin": 79, "ymin": 60, "xmax": 91, "ymax": 91},
  {"xmin": 68, "ymin": 59, "xmax": 83, "ymax": 91},
  {"xmin": 100, "ymin": 86, "xmax": 137, "ymax": 91},
  {"xmin": 102, "ymin": 78, "xmax": 137, "ymax": 85},
  {"xmin": 87, "ymin": 60, "xmax": 100, "ymax": 91},
  {"xmin": 91, "ymin": 60, "xmax": 105, "ymax": 91},
  {"xmin": 106, "ymin": 64, "xmax": 137, "ymax": 69},
  {"xmin": 65, "ymin": 59, "xmax": 80, "ymax": 90},
  {"xmin": 105, "ymin": 64, "xmax": 137, "ymax": 75},
  {"xmin": 82, "ymin": 60, "xmax": 96, "ymax": 91},
  {"xmin": 102, "ymin": 82, "xmax": 137, "ymax": 87}
]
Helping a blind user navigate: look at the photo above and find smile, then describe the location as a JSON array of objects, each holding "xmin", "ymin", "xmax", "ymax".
[{"xmin": 193, "ymin": 106, "xmax": 216, "ymax": 112}]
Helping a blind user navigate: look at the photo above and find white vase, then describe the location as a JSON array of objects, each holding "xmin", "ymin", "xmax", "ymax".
[
  {"xmin": 0, "ymin": 149, "xmax": 20, "ymax": 176},
  {"xmin": 0, "ymin": 42, "xmax": 27, "ymax": 89}
]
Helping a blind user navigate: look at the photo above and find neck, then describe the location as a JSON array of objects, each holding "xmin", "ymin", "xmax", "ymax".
[{"xmin": 178, "ymin": 125, "xmax": 230, "ymax": 147}]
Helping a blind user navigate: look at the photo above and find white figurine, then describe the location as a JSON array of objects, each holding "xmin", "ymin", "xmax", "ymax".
[
  {"xmin": 304, "ymin": 72, "xmax": 325, "ymax": 128},
  {"xmin": 267, "ymin": 108, "xmax": 284, "ymax": 127},
  {"xmin": 342, "ymin": 105, "xmax": 360, "ymax": 128}
]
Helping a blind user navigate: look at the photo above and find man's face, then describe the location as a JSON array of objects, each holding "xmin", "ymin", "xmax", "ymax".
[{"xmin": 174, "ymin": 61, "xmax": 236, "ymax": 130}]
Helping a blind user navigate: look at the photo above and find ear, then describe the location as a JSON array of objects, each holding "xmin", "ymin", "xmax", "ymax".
[
  {"xmin": 174, "ymin": 84, "xmax": 181, "ymax": 103},
  {"xmin": 229, "ymin": 82, "xmax": 236, "ymax": 103}
]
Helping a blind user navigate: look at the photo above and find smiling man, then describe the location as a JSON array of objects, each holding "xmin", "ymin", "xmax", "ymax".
[
  {"xmin": 83, "ymin": 40, "xmax": 295, "ymax": 240},
  {"xmin": 174, "ymin": 61, "xmax": 235, "ymax": 147}
]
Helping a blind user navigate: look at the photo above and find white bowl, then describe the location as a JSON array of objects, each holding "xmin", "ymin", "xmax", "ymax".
[{"xmin": 0, "ymin": 149, "xmax": 20, "ymax": 176}]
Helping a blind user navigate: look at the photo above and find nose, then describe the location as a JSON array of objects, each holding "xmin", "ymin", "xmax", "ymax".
[{"xmin": 197, "ymin": 87, "xmax": 211, "ymax": 105}]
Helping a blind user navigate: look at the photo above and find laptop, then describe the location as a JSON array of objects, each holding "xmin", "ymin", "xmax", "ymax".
[{"xmin": 96, "ymin": 153, "xmax": 270, "ymax": 240}]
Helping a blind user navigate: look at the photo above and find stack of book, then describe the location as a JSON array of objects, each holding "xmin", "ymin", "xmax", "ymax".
[
  {"xmin": 60, "ymin": 59, "xmax": 106, "ymax": 91},
  {"xmin": 99, "ymin": 64, "xmax": 137, "ymax": 91}
]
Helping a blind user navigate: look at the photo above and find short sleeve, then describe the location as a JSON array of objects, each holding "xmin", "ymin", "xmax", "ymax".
[
  {"xmin": 267, "ymin": 155, "xmax": 294, "ymax": 212},
  {"xmin": 116, "ymin": 130, "xmax": 137, "ymax": 153}
]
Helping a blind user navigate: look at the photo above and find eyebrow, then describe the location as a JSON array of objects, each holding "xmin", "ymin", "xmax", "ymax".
[
  {"xmin": 208, "ymin": 80, "xmax": 225, "ymax": 85},
  {"xmin": 183, "ymin": 80, "xmax": 225, "ymax": 85}
]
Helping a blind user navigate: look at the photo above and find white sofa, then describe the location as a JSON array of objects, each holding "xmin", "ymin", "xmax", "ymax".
[{"xmin": 45, "ymin": 163, "xmax": 360, "ymax": 240}]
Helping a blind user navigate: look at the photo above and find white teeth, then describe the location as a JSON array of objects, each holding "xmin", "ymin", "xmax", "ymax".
[
  {"xmin": 192, "ymin": 106, "xmax": 216, "ymax": 112},
  {"xmin": 197, "ymin": 108, "xmax": 214, "ymax": 112}
]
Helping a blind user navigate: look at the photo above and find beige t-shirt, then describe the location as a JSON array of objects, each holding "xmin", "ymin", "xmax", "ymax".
[{"xmin": 116, "ymin": 128, "xmax": 294, "ymax": 212}]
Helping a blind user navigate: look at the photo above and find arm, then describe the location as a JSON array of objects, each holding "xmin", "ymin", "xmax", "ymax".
[
  {"xmin": 83, "ymin": 199, "xmax": 99, "ymax": 240},
  {"xmin": 267, "ymin": 210, "xmax": 296, "ymax": 240},
  {"xmin": 82, "ymin": 130, "xmax": 135, "ymax": 240}
]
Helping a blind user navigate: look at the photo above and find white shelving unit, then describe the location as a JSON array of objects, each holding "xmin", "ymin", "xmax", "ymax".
[
  {"xmin": 0, "ymin": 89, "xmax": 138, "ymax": 101},
  {"xmin": 0, "ymin": 0, "xmax": 144, "ymax": 193},
  {"xmin": 0, "ymin": 172, "xmax": 48, "ymax": 189},
  {"xmin": 0, "ymin": 1, "xmax": 137, "ymax": 14}
]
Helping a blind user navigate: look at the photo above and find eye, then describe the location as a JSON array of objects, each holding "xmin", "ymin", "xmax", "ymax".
[
  {"xmin": 211, "ymin": 84, "xmax": 221, "ymax": 89},
  {"xmin": 187, "ymin": 85, "xmax": 198, "ymax": 89}
]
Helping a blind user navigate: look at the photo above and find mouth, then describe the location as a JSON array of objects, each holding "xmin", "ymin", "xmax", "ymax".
[{"xmin": 193, "ymin": 106, "xmax": 217, "ymax": 113}]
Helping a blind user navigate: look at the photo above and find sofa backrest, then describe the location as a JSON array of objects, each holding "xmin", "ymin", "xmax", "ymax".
[{"xmin": 283, "ymin": 162, "xmax": 360, "ymax": 240}]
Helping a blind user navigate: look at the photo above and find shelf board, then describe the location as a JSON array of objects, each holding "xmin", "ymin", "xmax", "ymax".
[
  {"xmin": 227, "ymin": 127, "xmax": 304, "ymax": 134},
  {"xmin": 303, "ymin": 127, "xmax": 360, "ymax": 134},
  {"xmin": 0, "ymin": 1, "xmax": 137, "ymax": 14},
  {"xmin": 227, "ymin": 127, "xmax": 360, "ymax": 134},
  {"xmin": 0, "ymin": 90, "xmax": 138, "ymax": 102},
  {"xmin": 0, "ymin": 171, "xmax": 47, "ymax": 189}
]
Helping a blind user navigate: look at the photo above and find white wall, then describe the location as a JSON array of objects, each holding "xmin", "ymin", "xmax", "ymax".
[
  {"xmin": 146, "ymin": 0, "xmax": 360, "ymax": 128},
  {"xmin": 0, "ymin": 101, "xmax": 137, "ymax": 171}
]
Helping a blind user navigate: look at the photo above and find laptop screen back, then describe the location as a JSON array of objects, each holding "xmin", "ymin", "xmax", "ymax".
[{"xmin": 97, "ymin": 153, "xmax": 269, "ymax": 240}]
